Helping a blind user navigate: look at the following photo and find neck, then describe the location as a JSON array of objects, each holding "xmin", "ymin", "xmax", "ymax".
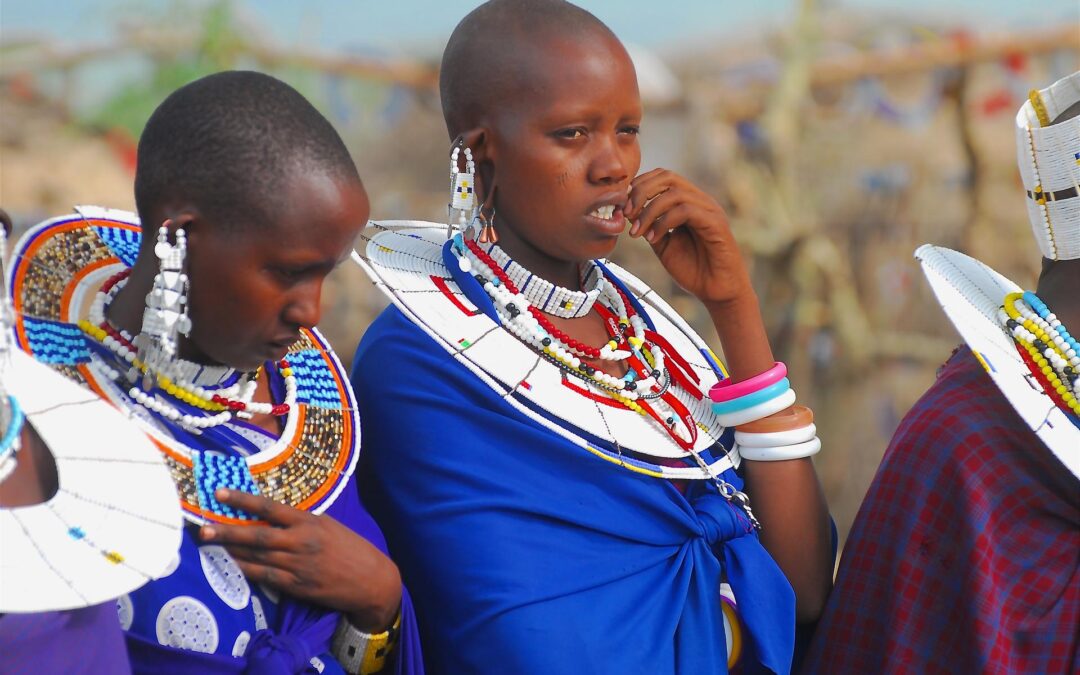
[
  {"xmin": 106, "ymin": 249, "xmax": 216, "ymax": 366},
  {"xmin": 1035, "ymin": 258, "xmax": 1080, "ymax": 332},
  {"xmin": 107, "ymin": 253, "xmax": 155, "ymax": 338},
  {"xmin": 490, "ymin": 223, "xmax": 584, "ymax": 291}
]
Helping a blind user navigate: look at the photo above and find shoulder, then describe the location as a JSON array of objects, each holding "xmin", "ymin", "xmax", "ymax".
[
  {"xmin": 889, "ymin": 346, "xmax": 1024, "ymax": 456},
  {"xmin": 351, "ymin": 306, "xmax": 434, "ymax": 377}
]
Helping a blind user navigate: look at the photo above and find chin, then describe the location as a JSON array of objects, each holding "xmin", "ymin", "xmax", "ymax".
[
  {"xmin": 215, "ymin": 349, "xmax": 268, "ymax": 373},
  {"xmin": 580, "ymin": 238, "xmax": 619, "ymax": 261}
]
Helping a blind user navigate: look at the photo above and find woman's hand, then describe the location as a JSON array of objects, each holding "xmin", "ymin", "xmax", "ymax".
[
  {"xmin": 200, "ymin": 489, "xmax": 401, "ymax": 632},
  {"xmin": 624, "ymin": 168, "xmax": 752, "ymax": 306}
]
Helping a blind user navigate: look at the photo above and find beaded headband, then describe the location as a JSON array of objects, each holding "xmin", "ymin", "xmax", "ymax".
[
  {"xmin": 1015, "ymin": 70, "xmax": 1080, "ymax": 261},
  {"xmin": 916, "ymin": 244, "xmax": 1079, "ymax": 479}
]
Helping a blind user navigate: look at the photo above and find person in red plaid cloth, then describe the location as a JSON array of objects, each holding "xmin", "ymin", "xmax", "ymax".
[{"xmin": 803, "ymin": 71, "xmax": 1080, "ymax": 674}]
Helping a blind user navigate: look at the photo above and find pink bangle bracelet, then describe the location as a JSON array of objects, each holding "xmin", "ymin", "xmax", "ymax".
[{"xmin": 709, "ymin": 362, "xmax": 788, "ymax": 403}]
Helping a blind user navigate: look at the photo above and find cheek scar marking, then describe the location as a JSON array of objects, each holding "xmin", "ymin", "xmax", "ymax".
[{"xmin": 556, "ymin": 171, "xmax": 570, "ymax": 187}]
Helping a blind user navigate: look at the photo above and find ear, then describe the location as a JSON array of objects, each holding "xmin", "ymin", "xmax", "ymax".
[
  {"xmin": 458, "ymin": 127, "xmax": 496, "ymax": 205},
  {"xmin": 151, "ymin": 203, "xmax": 201, "ymax": 248}
]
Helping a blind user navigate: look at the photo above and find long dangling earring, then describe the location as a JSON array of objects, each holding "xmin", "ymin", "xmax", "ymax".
[
  {"xmin": 447, "ymin": 138, "xmax": 477, "ymax": 238},
  {"xmin": 137, "ymin": 220, "xmax": 191, "ymax": 387}
]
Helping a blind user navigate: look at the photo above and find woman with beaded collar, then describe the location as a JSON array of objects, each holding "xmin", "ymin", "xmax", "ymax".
[
  {"xmin": 8, "ymin": 73, "xmax": 423, "ymax": 673},
  {"xmin": 352, "ymin": 1, "xmax": 833, "ymax": 672},
  {"xmin": 802, "ymin": 72, "xmax": 1080, "ymax": 674}
]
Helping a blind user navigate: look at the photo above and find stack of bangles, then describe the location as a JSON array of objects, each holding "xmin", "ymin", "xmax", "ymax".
[{"xmin": 708, "ymin": 362, "xmax": 821, "ymax": 461}]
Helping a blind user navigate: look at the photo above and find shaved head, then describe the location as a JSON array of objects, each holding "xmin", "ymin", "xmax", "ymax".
[{"xmin": 439, "ymin": 0, "xmax": 620, "ymax": 138}]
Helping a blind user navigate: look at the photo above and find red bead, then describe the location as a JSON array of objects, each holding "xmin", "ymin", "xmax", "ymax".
[
  {"xmin": 271, "ymin": 404, "xmax": 289, "ymax": 416},
  {"xmin": 99, "ymin": 269, "xmax": 132, "ymax": 294},
  {"xmin": 211, "ymin": 395, "xmax": 225, "ymax": 404}
]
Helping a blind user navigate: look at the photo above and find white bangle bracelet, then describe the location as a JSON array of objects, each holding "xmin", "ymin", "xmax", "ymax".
[
  {"xmin": 715, "ymin": 389, "xmax": 797, "ymax": 428},
  {"xmin": 738, "ymin": 436, "xmax": 821, "ymax": 462},
  {"xmin": 735, "ymin": 424, "xmax": 817, "ymax": 448}
]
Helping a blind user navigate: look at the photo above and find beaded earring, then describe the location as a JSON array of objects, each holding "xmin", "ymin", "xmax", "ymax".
[
  {"xmin": 447, "ymin": 138, "xmax": 478, "ymax": 238},
  {"xmin": 136, "ymin": 220, "xmax": 191, "ymax": 387}
]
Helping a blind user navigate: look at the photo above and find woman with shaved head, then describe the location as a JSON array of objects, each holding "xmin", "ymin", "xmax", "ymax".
[{"xmin": 353, "ymin": 2, "xmax": 833, "ymax": 672}]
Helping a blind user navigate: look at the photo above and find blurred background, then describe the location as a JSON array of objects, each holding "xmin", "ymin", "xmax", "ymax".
[{"xmin": 2, "ymin": 0, "xmax": 1078, "ymax": 548}]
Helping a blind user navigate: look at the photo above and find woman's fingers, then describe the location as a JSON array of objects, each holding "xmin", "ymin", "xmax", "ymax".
[
  {"xmin": 632, "ymin": 192, "xmax": 680, "ymax": 240},
  {"xmin": 231, "ymin": 559, "xmax": 303, "ymax": 592},
  {"xmin": 625, "ymin": 169, "xmax": 673, "ymax": 222},
  {"xmin": 200, "ymin": 520, "xmax": 291, "ymax": 549},
  {"xmin": 644, "ymin": 204, "xmax": 697, "ymax": 248},
  {"xmin": 213, "ymin": 489, "xmax": 304, "ymax": 526}
]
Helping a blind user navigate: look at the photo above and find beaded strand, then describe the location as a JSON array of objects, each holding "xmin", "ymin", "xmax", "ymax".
[
  {"xmin": 1000, "ymin": 291, "xmax": 1079, "ymax": 416},
  {"xmin": 78, "ymin": 273, "xmax": 297, "ymax": 431},
  {"xmin": 457, "ymin": 236, "xmax": 694, "ymax": 447}
]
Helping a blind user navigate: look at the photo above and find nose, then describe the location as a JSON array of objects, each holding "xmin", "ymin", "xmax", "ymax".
[
  {"xmin": 587, "ymin": 133, "xmax": 633, "ymax": 186},
  {"xmin": 282, "ymin": 280, "xmax": 322, "ymax": 330}
]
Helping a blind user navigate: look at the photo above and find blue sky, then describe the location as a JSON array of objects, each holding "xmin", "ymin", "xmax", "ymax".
[{"xmin": 3, "ymin": 0, "xmax": 1077, "ymax": 55}]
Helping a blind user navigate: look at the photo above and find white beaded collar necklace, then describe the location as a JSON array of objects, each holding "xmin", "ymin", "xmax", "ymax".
[{"xmin": 482, "ymin": 241, "xmax": 603, "ymax": 319}]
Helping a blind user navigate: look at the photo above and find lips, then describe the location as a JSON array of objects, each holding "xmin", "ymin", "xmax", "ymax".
[{"xmin": 585, "ymin": 194, "xmax": 628, "ymax": 235}]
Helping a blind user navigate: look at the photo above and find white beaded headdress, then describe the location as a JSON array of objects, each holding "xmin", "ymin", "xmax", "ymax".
[{"xmin": 1015, "ymin": 70, "xmax": 1080, "ymax": 261}]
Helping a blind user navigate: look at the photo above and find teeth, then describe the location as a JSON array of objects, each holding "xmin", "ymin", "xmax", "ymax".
[{"xmin": 590, "ymin": 205, "xmax": 616, "ymax": 220}]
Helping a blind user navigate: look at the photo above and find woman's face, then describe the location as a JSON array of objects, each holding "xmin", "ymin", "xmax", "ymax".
[
  {"xmin": 485, "ymin": 33, "xmax": 643, "ymax": 266},
  {"xmin": 181, "ymin": 170, "xmax": 369, "ymax": 371}
]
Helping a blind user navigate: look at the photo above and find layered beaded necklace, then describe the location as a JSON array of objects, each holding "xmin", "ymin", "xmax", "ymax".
[
  {"xmin": 453, "ymin": 232, "xmax": 765, "ymax": 527},
  {"xmin": 1000, "ymin": 291, "xmax": 1080, "ymax": 418},
  {"xmin": 77, "ymin": 270, "xmax": 297, "ymax": 432},
  {"xmin": 453, "ymin": 233, "xmax": 700, "ymax": 451}
]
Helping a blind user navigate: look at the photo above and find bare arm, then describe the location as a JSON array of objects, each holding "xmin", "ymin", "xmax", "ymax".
[
  {"xmin": 704, "ymin": 294, "xmax": 832, "ymax": 621},
  {"xmin": 626, "ymin": 169, "xmax": 833, "ymax": 620}
]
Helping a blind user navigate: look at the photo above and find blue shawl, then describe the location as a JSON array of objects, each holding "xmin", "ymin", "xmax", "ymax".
[{"xmin": 351, "ymin": 304, "xmax": 795, "ymax": 674}]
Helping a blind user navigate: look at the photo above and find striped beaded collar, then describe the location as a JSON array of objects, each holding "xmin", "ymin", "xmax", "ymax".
[{"xmin": 482, "ymin": 241, "xmax": 603, "ymax": 319}]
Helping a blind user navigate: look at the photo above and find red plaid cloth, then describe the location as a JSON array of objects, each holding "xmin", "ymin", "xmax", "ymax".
[{"xmin": 803, "ymin": 346, "xmax": 1080, "ymax": 674}]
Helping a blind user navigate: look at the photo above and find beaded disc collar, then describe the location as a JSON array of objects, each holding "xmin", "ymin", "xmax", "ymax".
[
  {"xmin": 0, "ymin": 327, "xmax": 183, "ymax": 613},
  {"xmin": 7, "ymin": 206, "xmax": 361, "ymax": 525},
  {"xmin": 355, "ymin": 220, "xmax": 740, "ymax": 481},
  {"xmin": 916, "ymin": 244, "xmax": 1080, "ymax": 479}
]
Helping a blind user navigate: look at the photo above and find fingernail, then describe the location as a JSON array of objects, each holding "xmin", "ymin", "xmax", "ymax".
[
  {"xmin": 630, "ymin": 220, "xmax": 640, "ymax": 237},
  {"xmin": 201, "ymin": 526, "xmax": 215, "ymax": 540},
  {"xmin": 645, "ymin": 231, "xmax": 655, "ymax": 243},
  {"xmin": 216, "ymin": 488, "xmax": 230, "ymax": 500}
]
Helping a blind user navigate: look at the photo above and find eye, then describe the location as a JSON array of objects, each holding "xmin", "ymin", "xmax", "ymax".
[
  {"xmin": 619, "ymin": 124, "xmax": 640, "ymax": 136},
  {"xmin": 554, "ymin": 127, "xmax": 587, "ymax": 140},
  {"xmin": 271, "ymin": 265, "xmax": 309, "ymax": 282}
]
